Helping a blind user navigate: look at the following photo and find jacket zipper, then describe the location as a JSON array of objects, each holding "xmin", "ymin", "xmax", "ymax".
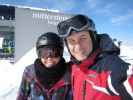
[{"xmin": 82, "ymin": 80, "xmax": 87, "ymax": 100}]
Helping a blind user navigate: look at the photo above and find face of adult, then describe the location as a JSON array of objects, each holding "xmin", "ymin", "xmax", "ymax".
[
  {"xmin": 36, "ymin": 32, "xmax": 63, "ymax": 68},
  {"xmin": 39, "ymin": 47, "xmax": 60, "ymax": 68},
  {"xmin": 66, "ymin": 31, "xmax": 93, "ymax": 61},
  {"xmin": 41, "ymin": 55, "xmax": 60, "ymax": 68}
]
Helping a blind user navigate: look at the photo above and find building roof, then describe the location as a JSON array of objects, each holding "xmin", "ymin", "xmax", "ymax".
[{"xmin": 0, "ymin": 4, "xmax": 59, "ymax": 12}]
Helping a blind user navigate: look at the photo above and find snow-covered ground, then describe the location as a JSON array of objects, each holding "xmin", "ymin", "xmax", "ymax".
[
  {"xmin": 0, "ymin": 47, "xmax": 37, "ymax": 100},
  {"xmin": 0, "ymin": 45, "xmax": 132, "ymax": 100},
  {"xmin": 120, "ymin": 45, "xmax": 133, "ymax": 64}
]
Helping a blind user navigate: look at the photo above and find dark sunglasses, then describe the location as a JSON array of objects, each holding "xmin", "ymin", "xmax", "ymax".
[{"xmin": 40, "ymin": 47, "xmax": 60, "ymax": 58}]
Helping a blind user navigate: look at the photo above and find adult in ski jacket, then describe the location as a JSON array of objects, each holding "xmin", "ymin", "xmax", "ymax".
[
  {"xmin": 17, "ymin": 32, "xmax": 72, "ymax": 100},
  {"xmin": 57, "ymin": 14, "xmax": 133, "ymax": 100}
]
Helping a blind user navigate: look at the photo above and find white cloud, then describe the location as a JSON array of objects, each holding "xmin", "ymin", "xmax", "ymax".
[
  {"xmin": 111, "ymin": 10, "xmax": 133, "ymax": 24},
  {"xmin": 87, "ymin": 0, "xmax": 100, "ymax": 9},
  {"xmin": 43, "ymin": 1, "xmax": 76, "ymax": 13},
  {"xmin": 95, "ymin": 3, "xmax": 114, "ymax": 15}
]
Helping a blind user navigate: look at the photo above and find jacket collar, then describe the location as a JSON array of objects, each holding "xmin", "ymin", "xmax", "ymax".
[{"xmin": 77, "ymin": 49, "xmax": 101, "ymax": 73}]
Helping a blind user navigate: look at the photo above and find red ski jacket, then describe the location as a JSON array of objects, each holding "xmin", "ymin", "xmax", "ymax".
[{"xmin": 71, "ymin": 34, "xmax": 133, "ymax": 100}]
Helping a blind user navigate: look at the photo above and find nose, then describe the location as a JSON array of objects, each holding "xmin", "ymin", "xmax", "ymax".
[{"xmin": 73, "ymin": 43, "xmax": 82, "ymax": 52}]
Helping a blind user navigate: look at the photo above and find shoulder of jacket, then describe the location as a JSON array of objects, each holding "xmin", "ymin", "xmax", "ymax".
[
  {"xmin": 96, "ymin": 54, "xmax": 129, "ymax": 73},
  {"xmin": 23, "ymin": 64, "xmax": 36, "ymax": 82},
  {"xmin": 106, "ymin": 54, "xmax": 129, "ymax": 68}
]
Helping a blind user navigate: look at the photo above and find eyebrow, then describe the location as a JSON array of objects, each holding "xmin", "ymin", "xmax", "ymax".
[{"xmin": 80, "ymin": 34, "xmax": 88, "ymax": 37}]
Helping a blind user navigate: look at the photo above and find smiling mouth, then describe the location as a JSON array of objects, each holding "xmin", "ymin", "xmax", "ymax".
[{"xmin": 47, "ymin": 61, "xmax": 53, "ymax": 64}]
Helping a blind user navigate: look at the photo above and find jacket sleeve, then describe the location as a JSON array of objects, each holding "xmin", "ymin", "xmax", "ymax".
[
  {"xmin": 107, "ymin": 63, "xmax": 133, "ymax": 100},
  {"xmin": 16, "ymin": 68, "xmax": 31, "ymax": 100}
]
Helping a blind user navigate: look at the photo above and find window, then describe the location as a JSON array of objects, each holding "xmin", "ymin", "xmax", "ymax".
[
  {"xmin": 0, "ymin": 5, "xmax": 15, "ymax": 20},
  {"xmin": 0, "ymin": 27, "xmax": 15, "ymax": 61}
]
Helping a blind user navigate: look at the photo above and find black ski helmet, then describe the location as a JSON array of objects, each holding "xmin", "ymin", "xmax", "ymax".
[{"xmin": 36, "ymin": 32, "xmax": 63, "ymax": 58}]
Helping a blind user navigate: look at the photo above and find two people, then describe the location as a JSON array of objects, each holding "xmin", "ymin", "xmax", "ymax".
[
  {"xmin": 17, "ymin": 32, "xmax": 72, "ymax": 100},
  {"xmin": 17, "ymin": 14, "xmax": 133, "ymax": 100},
  {"xmin": 57, "ymin": 14, "xmax": 133, "ymax": 100}
]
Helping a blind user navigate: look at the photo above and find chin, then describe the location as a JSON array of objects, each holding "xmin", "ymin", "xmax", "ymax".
[
  {"xmin": 77, "ymin": 56, "xmax": 87, "ymax": 61},
  {"xmin": 45, "ymin": 64, "xmax": 54, "ymax": 68}
]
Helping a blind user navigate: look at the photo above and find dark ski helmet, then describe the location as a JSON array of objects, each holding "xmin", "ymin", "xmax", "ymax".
[{"xmin": 36, "ymin": 32, "xmax": 63, "ymax": 58}]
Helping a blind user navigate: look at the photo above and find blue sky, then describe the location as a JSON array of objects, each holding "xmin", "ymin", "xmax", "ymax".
[{"xmin": 0, "ymin": 0, "xmax": 133, "ymax": 46}]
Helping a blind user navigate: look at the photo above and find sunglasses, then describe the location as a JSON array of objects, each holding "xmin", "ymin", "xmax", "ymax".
[
  {"xmin": 39, "ymin": 47, "xmax": 60, "ymax": 58},
  {"xmin": 57, "ymin": 15, "xmax": 96, "ymax": 38}
]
